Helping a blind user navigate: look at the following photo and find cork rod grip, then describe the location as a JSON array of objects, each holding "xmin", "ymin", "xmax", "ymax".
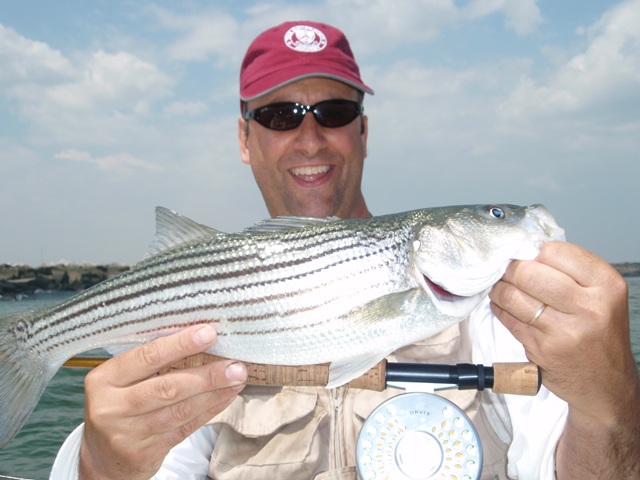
[
  {"xmin": 62, "ymin": 354, "xmax": 388, "ymax": 389},
  {"xmin": 158, "ymin": 353, "xmax": 388, "ymax": 390},
  {"xmin": 63, "ymin": 355, "xmax": 540, "ymax": 395},
  {"xmin": 490, "ymin": 362, "xmax": 541, "ymax": 396}
]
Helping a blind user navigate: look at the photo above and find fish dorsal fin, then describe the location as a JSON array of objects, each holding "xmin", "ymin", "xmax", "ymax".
[
  {"xmin": 243, "ymin": 216, "xmax": 341, "ymax": 234},
  {"xmin": 146, "ymin": 207, "xmax": 224, "ymax": 257}
]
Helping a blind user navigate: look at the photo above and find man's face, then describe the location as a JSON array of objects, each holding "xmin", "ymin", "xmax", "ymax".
[{"xmin": 239, "ymin": 77, "xmax": 369, "ymax": 219}]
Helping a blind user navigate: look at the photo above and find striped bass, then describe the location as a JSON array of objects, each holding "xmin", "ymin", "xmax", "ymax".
[{"xmin": 0, "ymin": 203, "xmax": 564, "ymax": 448}]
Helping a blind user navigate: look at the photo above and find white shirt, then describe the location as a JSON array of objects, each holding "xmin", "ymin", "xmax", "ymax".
[{"xmin": 50, "ymin": 301, "xmax": 568, "ymax": 479}]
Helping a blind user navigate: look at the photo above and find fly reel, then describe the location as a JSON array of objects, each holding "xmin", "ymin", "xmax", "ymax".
[{"xmin": 356, "ymin": 392, "xmax": 482, "ymax": 480}]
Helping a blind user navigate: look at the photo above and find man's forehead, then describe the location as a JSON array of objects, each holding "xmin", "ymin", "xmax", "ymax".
[{"xmin": 247, "ymin": 77, "xmax": 361, "ymax": 108}]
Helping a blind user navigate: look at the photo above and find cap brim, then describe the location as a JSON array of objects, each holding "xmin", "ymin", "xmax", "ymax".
[{"xmin": 241, "ymin": 73, "xmax": 374, "ymax": 102}]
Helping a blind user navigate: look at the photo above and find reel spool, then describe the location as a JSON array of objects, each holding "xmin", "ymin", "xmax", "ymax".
[{"xmin": 356, "ymin": 392, "xmax": 482, "ymax": 480}]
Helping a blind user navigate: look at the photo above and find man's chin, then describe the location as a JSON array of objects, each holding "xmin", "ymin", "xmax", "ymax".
[{"xmin": 286, "ymin": 199, "xmax": 339, "ymax": 219}]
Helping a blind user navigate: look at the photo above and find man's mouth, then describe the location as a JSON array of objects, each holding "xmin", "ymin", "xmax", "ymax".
[{"xmin": 290, "ymin": 165, "xmax": 331, "ymax": 183}]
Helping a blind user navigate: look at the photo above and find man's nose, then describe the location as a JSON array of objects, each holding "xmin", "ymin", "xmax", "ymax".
[{"xmin": 293, "ymin": 111, "xmax": 327, "ymax": 153}]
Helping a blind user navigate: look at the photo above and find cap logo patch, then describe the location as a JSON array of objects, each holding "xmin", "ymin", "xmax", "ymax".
[{"xmin": 284, "ymin": 25, "xmax": 327, "ymax": 53}]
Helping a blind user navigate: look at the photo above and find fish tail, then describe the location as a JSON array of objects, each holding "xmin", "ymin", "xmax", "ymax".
[{"xmin": 0, "ymin": 312, "xmax": 57, "ymax": 449}]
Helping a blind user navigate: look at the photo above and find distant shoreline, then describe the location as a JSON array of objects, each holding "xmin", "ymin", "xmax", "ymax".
[
  {"xmin": 612, "ymin": 262, "xmax": 640, "ymax": 277},
  {"xmin": 1, "ymin": 262, "xmax": 639, "ymax": 297},
  {"xmin": 0, "ymin": 263, "xmax": 130, "ymax": 297}
]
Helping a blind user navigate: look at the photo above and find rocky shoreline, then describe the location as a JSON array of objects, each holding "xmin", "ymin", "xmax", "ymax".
[
  {"xmin": 1, "ymin": 262, "xmax": 639, "ymax": 298},
  {"xmin": 0, "ymin": 263, "xmax": 130, "ymax": 297},
  {"xmin": 613, "ymin": 262, "xmax": 640, "ymax": 277}
]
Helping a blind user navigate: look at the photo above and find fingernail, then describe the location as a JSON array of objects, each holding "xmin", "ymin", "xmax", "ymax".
[
  {"xmin": 193, "ymin": 325, "xmax": 216, "ymax": 345},
  {"xmin": 226, "ymin": 362, "xmax": 247, "ymax": 383}
]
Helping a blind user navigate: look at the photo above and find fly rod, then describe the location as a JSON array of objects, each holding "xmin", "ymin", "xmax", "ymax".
[{"xmin": 63, "ymin": 354, "xmax": 541, "ymax": 396}]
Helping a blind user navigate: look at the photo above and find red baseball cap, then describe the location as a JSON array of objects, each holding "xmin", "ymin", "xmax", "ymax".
[{"xmin": 240, "ymin": 21, "xmax": 374, "ymax": 103}]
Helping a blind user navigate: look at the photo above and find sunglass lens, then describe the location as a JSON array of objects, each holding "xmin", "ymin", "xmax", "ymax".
[
  {"xmin": 315, "ymin": 101, "xmax": 360, "ymax": 128},
  {"xmin": 255, "ymin": 104, "xmax": 300, "ymax": 130}
]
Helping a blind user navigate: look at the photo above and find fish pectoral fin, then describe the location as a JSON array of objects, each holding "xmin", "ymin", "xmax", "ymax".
[
  {"xmin": 324, "ymin": 290, "xmax": 424, "ymax": 389},
  {"xmin": 352, "ymin": 288, "xmax": 424, "ymax": 324},
  {"xmin": 327, "ymin": 353, "xmax": 388, "ymax": 389}
]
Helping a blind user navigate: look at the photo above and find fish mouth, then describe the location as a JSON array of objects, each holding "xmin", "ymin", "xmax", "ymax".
[
  {"xmin": 417, "ymin": 269, "xmax": 487, "ymax": 317},
  {"xmin": 528, "ymin": 204, "xmax": 566, "ymax": 241},
  {"xmin": 422, "ymin": 275, "xmax": 461, "ymax": 302}
]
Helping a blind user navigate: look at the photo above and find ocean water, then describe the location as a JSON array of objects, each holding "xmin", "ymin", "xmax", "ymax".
[{"xmin": 1, "ymin": 280, "xmax": 640, "ymax": 479}]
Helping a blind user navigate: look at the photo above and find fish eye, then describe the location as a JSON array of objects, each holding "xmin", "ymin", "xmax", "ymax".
[{"xmin": 488, "ymin": 206, "xmax": 505, "ymax": 219}]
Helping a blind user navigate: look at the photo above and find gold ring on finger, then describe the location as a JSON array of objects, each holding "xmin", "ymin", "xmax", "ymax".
[{"xmin": 527, "ymin": 303, "xmax": 547, "ymax": 326}]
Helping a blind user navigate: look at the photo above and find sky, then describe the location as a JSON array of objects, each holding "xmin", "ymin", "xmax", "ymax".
[{"xmin": 1, "ymin": 0, "xmax": 639, "ymax": 266}]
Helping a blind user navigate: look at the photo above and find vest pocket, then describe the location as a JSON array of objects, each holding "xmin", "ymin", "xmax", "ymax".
[{"xmin": 207, "ymin": 387, "xmax": 329, "ymax": 479}]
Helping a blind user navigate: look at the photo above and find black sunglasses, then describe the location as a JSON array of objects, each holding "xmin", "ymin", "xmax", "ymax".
[{"xmin": 243, "ymin": 99, "xmax": 363, "ymax": 131}]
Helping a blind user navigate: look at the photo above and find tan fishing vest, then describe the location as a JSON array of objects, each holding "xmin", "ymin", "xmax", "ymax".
[{"xmin": 206, "ymin": 320, "xmax": 510, "ymax": 479}]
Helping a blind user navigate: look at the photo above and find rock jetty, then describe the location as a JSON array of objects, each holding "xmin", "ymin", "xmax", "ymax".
[
  {"xmin": 0, "ymin": 263, "xmax": 130, "ymax": 297},
  {"xmin": 614, "ymin": 262, "xmax": 640, "ymax": 277}
]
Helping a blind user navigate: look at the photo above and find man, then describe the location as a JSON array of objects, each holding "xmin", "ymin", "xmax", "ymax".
[{"xmin": 52, "ymin": 21, "xmax": 639, "ymax": 479}]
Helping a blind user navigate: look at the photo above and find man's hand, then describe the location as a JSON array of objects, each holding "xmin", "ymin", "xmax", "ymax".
[
  {"xmin": 490, "ymin": 241, "xmax": 640, "ymax": 478},
  {"xmin": 78, "ymin": 325, "xmax": 247, "ymax": 480}
]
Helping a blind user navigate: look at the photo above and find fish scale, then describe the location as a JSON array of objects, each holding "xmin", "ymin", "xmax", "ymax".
[{"xmin": 0, "ymin": 203, "xmax": 565, "ymax": 448}]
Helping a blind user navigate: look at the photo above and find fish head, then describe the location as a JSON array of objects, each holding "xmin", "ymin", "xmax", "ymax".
[{"xmin": 410, "ymin": 204, "xmax": 565, "ymax": 316}]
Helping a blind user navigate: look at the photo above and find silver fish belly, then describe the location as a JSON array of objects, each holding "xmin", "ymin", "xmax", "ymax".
[{"xmin": 0, "ymin": 203, "xmax": 564, "ymax": 448}]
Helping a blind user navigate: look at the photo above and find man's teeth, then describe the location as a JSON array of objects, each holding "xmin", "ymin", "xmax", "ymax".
[{"xmin": 290, "ymin": 165, "xmax": 331, "ymax": 177}]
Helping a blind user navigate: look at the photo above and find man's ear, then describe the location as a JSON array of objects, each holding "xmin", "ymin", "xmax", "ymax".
[
  {"xmin": 361, "ymin": 115, "xmax": 368, "ymax": 159},
  {"xmin": 238, "ymin": 116, "xmax": 251, "ymax": 165}
]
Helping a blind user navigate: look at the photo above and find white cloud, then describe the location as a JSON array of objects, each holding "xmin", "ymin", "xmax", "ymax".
[
  {"xmin": 0, "ymin": 24, "xmax": 175, "ymax": 147},
  {"xmin": 463, "ymin": 0, "xmax": 543, "ymax": 35},
  {"xmin": 368, "ymin": 56, "xmax": 531, "ymax": 149},
  {"xmin": 46, "ymin": 50, "xmax": 173, "ymax": 114},
  {"xmin": 325, "ymin": 0, "xmax": 457, "ymax": 55},
  {"xmin": 163, "ymin": 100, "xmax": 209, "ymax": 117},
  {"xmin": 53, "ymin": 149, "xmax": 163, "ymax": 174},
  {"xmin": 311, "ymin": 0, "xmax": 543, "ymax": 59},
  {"xmin": 499, "ymin": 0, "xmax": 640, "ymax": 123},
  {"xmin": 1, "ymin": 24, "xmax": 173, "ymax": 113},
  {"xmin": 0, "ymin": 24, "xmax": 75, "ymax": 88},
  {"xmin": 149, "ymin": 6, "xmax": 241, "ymax": 64},
  {"xmin": 370, "ymin": 60, "xmax": 466, "ymax": 100}
]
